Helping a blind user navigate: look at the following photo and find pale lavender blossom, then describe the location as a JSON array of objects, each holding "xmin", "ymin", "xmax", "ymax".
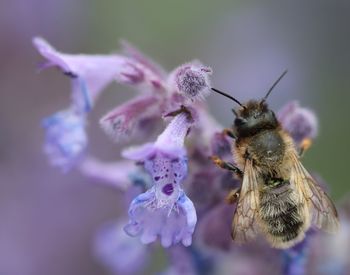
[
  {"xmin": 170, "ymin": 62, "xmax": 212, "ymax": 102},
  {"xmin": 278, "ymin": 101, "xmax": 318, "ymax": 144},
  {"xmin": 33, "ymin": 37, "xmax": 165, "ymax": 105},
  {"xmin": 99, "ymin": 94, "xmax": 160, "ymax": 141},
  {"xmin": 42, "ymin": 108, "xmax": 87, "ymax": 171},
  {"xmin": 122, "ymin": 113, "xmax": 197, "ymax": 247}
]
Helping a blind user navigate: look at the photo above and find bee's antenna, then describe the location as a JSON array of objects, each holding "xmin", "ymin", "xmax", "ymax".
[
  {"xmin": 262, "ymin": 70, "xmax": 288, "ymax": 102},
  {"xmin": 211, "ymin": 88, "xmax": 245, "ymax": 108}
]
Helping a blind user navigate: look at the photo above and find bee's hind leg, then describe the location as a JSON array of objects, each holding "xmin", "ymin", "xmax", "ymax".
[
  {"xmin": 210, "ymin": 156, "xmax": 243, "ymax": 178},
  {"xmin": 298, "ymin": 138, "xmax": 312, "ymax": 157}
]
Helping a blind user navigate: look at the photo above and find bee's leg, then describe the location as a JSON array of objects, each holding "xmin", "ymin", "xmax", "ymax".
[
  {"xmin": 299, "ymin": 138, "xmax": 312, "ymax": 157},
  {"xmin": 225, "ymin": 187, "xmax": 241, "ymax": 204},
  {"xmin": 223, "ymin": 128, "xmax": 236, "ymax": 139},
  {"xmin": 210, "ymin": 155, "xmax": 243, "ymax": 177}
]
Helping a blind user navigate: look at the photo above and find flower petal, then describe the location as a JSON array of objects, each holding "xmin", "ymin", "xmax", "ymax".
[
  {"xmin": 121, "ymin": 40, "xmax": 167, "ymax": 81},
  {"xmin": 144, "ymin": 152, "xmax": 188, "ymax": 209},
  {"xmin": 177, "ymin": 192, "xmax": 197, "ymax": 246},
  {"xmin": 122, "ymin": 143, "xmax": 155, "ymax": 161},
  {"xmin": 42, "ymin": 109, "xmax": 87, "ymax": 171},
  {"xmin": 169, "ymin": 62, "xmax": 212, "ymax": 102},
  {"xmin": 33, "ymin": 37, "xmax": 127, "ymax": 99},
  {"xmin": 33, "ymin": 37, "xmax": 166, "ymax": 104},
  {"xmin": 124, "ymin": 188, "xmax": 197, "ymax": 247},
  {"xmin": 278, "ymin": 101, "xmax": 318, "ymax": 144},
  {"xmin": 155, "ymin": 113, "xmax": 193, "ymax": 154},
  {"xmin": 100, "ymin": 95, "xmax": 160, "ymax": 142},
  {"xmin": 122, "ymin": 112, "xmax": 192, "ymax": 161},
  {"xmin": 71, "ymin": 77, "xmax": 93, "ymax": 113}
]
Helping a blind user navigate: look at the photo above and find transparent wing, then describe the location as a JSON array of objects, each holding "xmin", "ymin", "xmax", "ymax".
[
  {"xmin": 231, "ymin": 159, "xmax": 260, "ymax": 243},
  {"xmin": 290, "ymin": 153, "xmax": 339, "ymax": 233}
]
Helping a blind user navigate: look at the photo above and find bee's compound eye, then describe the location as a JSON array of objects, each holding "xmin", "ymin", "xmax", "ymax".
[{"xmin": 234, "ymin": 118, "xmax": 247, "ymax": 126}]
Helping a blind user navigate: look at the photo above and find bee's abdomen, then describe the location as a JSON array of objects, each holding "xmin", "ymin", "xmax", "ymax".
[{"xmin": 259, "ymin": 182, "xmax": 304, "ymax": 245}]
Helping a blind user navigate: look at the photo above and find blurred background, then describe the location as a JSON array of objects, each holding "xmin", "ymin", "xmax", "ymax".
[{"xmin": 0, "ymin": 0, "xmax": 349, "ymax": 274}]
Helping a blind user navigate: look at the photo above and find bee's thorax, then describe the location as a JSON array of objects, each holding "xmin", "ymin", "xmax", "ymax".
[{"xmin": 236, "ymin": 129, "xmax": 286, "ymax": 170}]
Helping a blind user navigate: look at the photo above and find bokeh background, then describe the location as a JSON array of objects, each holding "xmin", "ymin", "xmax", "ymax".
[{"xmin": 1, "ymin": 0, "xmax": 349, "ymax": 274}]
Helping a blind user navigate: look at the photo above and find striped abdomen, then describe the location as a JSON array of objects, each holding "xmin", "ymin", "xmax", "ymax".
[{"xmin": 259, "ymin": 180, "xmax": 305, "ymax": 248}]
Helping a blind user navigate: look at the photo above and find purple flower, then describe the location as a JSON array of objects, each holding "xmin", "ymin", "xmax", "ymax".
[
  {"xmin": 278, "ymin": 101, "xmax": 318, "ymax": 144},
  {"xmin": 42, "ymin": 109, "xmax": 87, "ymax": 171},
  {"xmin": 99, "ymin": 94, "xmax": 160, "ymax": 141},
  {"xmin": 94, "ymin": 221, "xmax": 150, "ymax": 275},
  {"xmin": 170, "ymin": 62, "xmax": 212, "ymax": 102},
  {"xmin": 121, "ymin": 40, "xmax": 167, "ymax": 83},
  {"xmin": 32, "ymin": 37, "xmax": 165, "ymax": 107},
  {"xmin": 122, "ymin": 113, "xmax": 197, "ymax": 247}
]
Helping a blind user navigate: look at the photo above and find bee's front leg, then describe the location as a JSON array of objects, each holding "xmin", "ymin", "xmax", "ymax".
[
  {"xmin": 298, "ymin": 138, "xmax": 312, "ymax": 157},
  {"xmin": 225, "ymin": 187, "xmax": 241, "ymax": 204},
  {"xmin": 210, "ymin": 155, "xmax": 243, "ymax": 178},
  {"xmin": 223, "ymin": 128, "xmax": 236, "ymax": 139}
]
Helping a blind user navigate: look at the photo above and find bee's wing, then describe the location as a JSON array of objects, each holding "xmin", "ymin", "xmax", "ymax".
[
  {"xmin": 290, "ymin": 153, "xmax": 339, "ymax": 233},
  {"xmin": 231, "ymin": 159, "xmax": 260, "ymax": 243}
]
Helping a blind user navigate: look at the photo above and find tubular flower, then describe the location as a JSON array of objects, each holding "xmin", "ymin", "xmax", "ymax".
[
  {"xmin": 278, "ymin": 101, "xmax": 318, "ymax": 144},
  {"xmin": 42, "ymin": 108, "xmax": 87, "ymax": 171},
  {"xmin": 122, "ymin": 113, "xmax": 197, "ymax": 247},
  {"xmin": 171, "ymin": 62, "xmax": 212, "ymax": 102},
  {"xmin": 32, "ymin": 37, "xmax": 164, "ymax": 104}
]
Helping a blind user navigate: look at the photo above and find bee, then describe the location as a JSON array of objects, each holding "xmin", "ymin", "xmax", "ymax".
[{"xmin": 211, "ymin": 71, "xmax": 339, "ymax": 249}]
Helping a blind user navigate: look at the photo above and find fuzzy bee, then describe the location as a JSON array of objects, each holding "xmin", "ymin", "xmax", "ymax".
[{"xmin": 211, "ymin": 71, "xmax": 339, "ymax": 249}]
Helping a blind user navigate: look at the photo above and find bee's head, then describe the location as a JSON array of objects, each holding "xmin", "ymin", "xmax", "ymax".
[
  {"xmin": 211, "ymin": 70, "xmax": 287, "ymax": 137},
  {"xmin": 233, "ymin": 100, "xmax": 278, "ymax": 137}
]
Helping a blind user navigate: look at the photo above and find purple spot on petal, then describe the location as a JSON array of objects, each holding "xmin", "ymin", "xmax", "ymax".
[
  {"xmin": 154, "ymin": 176, "xmax": 160, "ymax": 181},
  {"xmin": 162, "ymin": 184, "xmax": 174, "ymax": 195}
]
